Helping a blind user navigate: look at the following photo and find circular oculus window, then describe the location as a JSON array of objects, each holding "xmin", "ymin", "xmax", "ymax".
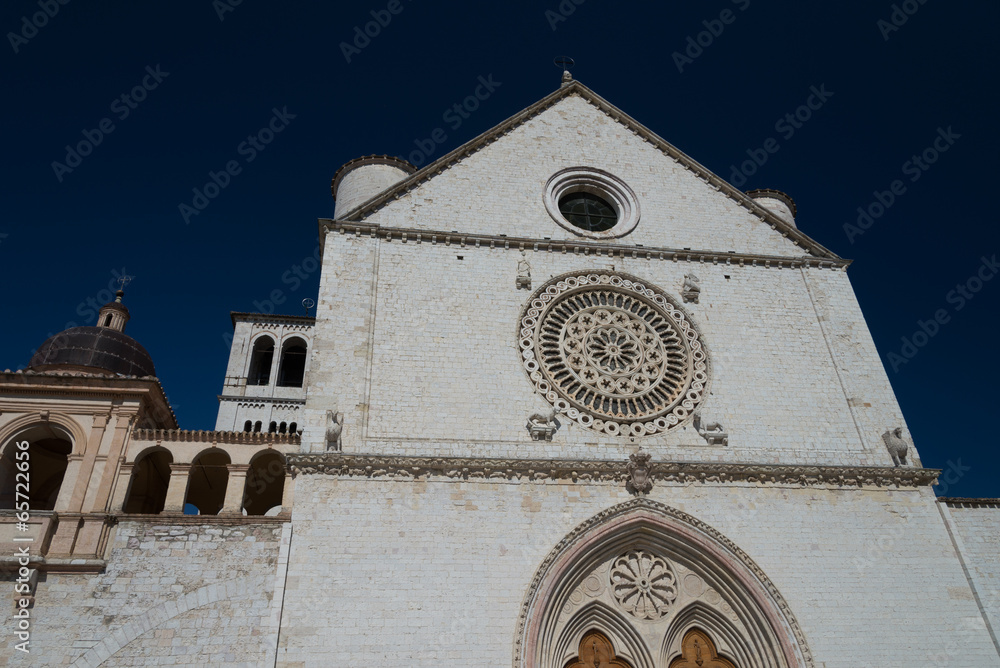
[
  {"xmin": 518, "ymin": 271, "xmax": 708, "ymax": 437},
  {"xmin": 544, "ymin": 167, "xmax": 640, "ymax": 238}
]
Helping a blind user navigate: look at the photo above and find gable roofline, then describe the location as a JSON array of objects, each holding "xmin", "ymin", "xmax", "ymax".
[{"xmin": 337, "ymin": 80, "xmax": 842, "ymax": 261}]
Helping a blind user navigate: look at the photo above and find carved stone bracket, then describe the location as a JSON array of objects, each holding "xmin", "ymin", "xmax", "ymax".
[
  {"xmin": 694, "ymin": 414, "xmax": 728, "ymax": 446},
  {"xmin": 526, "ymin": 407, "xmax": 559, "ymax": 441},
  {"xmin": 286, "ymin": 453, "xmax": 941, "ymax": 489},
  {"xmin": 681, "ymin": 273, "xmax": 701, "ymax": 304},
  {"xmin": 516, "ymin": 251, "xmax": 531, "ymax": 290}
]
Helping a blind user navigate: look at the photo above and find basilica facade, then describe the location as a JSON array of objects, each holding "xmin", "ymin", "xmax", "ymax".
[{"xmin": 1, "ymin": 75, "xmax": 998, "ymax": 666}]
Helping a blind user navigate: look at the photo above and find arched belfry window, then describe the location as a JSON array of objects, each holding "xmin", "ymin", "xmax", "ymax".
[
  {"xmin": 515, "ymin": 499, "xmax": 813, "ymax": 668},
  {"xmin": 248, "ymin": 336, "xmax": 275, "ymax": 386},
  {"xmin": 277, "ymin": 338, "xmax": 307, "ymax": 387}
]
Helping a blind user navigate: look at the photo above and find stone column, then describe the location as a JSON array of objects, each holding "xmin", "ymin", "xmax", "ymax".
[
  {"xmin": 280, "ymin": 471, "xmax": 294, "ymax": 513},
  {"xmin": 108, "ymin": 461, "xmax": 134, "ymax": 513},
  {"xmin": 53, "ymin": 454, "xmax": 85, "ymax": 512},
  {"xmin": 221, "ymin": 465, "xmax": 250, "ymax": 515},
  {"xmin": 88, "ymin": 414, "xmax": 135, "ymax": 512},
  {"xmin": 163, "ymin": 464, "xmax": 191, "ymax": 513},
  {"xmin": 63, "ymin": 413, "xmax": 109, "ymax": 512}
]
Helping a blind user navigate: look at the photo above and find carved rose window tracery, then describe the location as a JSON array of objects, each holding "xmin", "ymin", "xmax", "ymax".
[
  {"xmin": 520, "ymin": 272, "xmax": 707, "ymax": 437},
  {"xmin": 610, "ymin": 550, "xmax": 678, "ymax": 620}
]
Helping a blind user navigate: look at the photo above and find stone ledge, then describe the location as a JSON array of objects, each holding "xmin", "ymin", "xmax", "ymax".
[
  {"xmin": 320, "ymin": 219, "xmax": 850, "ymax": 271},
  {"xmin": 287, "ymin": 454, "xmax": 940, "ymax": 489},
  {"xmin": 938, "ymin": 497, "xmax": 1000, "ymax": 509},
  {"xmin": 113, "ymin": 513, "xmax": 291, "ymax": 525},
  {"xmin": 132, "ymin": 428, "xmax": 300, "ymax": 445}
]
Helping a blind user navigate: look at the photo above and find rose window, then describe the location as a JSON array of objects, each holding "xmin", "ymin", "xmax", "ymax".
[
  {"xmin": 610, "ymin": 550, "xmax": 678, "ymax": 620},
  {"xmin": 519, "ymin": 272, "xmax": 707, "ymax": 437}
]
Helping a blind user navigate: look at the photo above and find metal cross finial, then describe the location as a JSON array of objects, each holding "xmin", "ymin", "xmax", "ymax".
[
  {"xmin": 554, "ymin": 56, "xmax": 575, "ymax": 72},
  {"xmin": 116, "ymin": 271, "xmax": 133, "ymax": 292},
  {"xmin": 302, "ymin": 298, "xmax": 315, "ymax": 316}
]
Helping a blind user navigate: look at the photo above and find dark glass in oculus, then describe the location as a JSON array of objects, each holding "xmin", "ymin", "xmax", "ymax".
[{"xmin": 558, "ymin": 192, "xmax": 618, "ymax": 232}]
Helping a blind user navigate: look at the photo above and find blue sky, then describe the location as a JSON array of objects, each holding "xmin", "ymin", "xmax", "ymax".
[{"xmin": 2, "ymin": 1, "xmax": 997, "ymax": 496}]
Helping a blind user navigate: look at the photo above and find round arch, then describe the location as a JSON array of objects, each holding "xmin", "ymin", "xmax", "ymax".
[
  {"xmin": 514, "ymin": 499, "xmax": 813, "ymax": 668},
  {"xmin": 0, "ymin": 412, "xmax": 86, "ymax": 456},
  {"xmin": 123, "ymin": 446, "xmax": 173, "ymax": 514},
  {"xmin": 243, "ymin": 449, "xmax": 286, "ymax": 516},
  {"xmin": 0, "ymin": 420, "xmax": 77, "ymax": 511}
]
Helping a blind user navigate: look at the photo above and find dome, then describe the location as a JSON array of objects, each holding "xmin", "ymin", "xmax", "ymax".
[{"xmin": 28, "ymin": 326, "xmax": 156, "ymax": 377}]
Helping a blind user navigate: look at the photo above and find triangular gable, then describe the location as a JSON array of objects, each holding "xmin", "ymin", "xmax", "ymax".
[{"xmin": 337, "ymin": 79, "xmax": 841, "ymax": 261}]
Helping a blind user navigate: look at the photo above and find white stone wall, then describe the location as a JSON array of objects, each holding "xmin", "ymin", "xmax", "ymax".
[
  {"xmin": 301, "ymin": 92, "xmax": 912, "ymax": 467},
  {"xmin": 941, "ymin": 503, "xmax": 1000, "ymax": 639},
  {"xmin": 349, "ymin": 95, "xmax": 806, "ymax": 258},
  {"xmin": 302, "ymin": 232, "xmax": 906, "ymax": 467},
  {"xmin": 2, "ymin": 520, "xmax": 288, "ymax": 666},
  {"xmin": 276, "ymin": 477, "xmax": 998, "ymax": 666}
]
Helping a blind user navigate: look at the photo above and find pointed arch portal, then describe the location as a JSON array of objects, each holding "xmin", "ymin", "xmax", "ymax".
[{"xmin": 515, "ymin": 499, "xmax": 813, "ymax": 668}]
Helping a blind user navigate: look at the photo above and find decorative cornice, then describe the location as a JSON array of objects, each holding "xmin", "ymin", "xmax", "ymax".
[
  {"xmin": 333, "ymin": 80, "xmax": 842, "ymax": 262},
  {"xmin": 938, "ymin": 497, "xmax": 1000, "ymax": 509},
  {"xmin": 287, "ymin": 453, "xmax": 939, "ymax": 489},
  {"xmin": 133, "ymin": 428, "xmax": 301, "ymax": 445},
  {"xmin": 319, "ymin": 219, "xmax": 850, "ymax": 271},
  {"xmin": 229, "ymin": 311, "xmax": 316, "ymax": 329},
  {"xmin": 217, "ymin": 395, "xmax": 305, "ymax": 405},
  {"xmin": 0, "ymin": 371, "xmax": 178, "ymax": 429}
]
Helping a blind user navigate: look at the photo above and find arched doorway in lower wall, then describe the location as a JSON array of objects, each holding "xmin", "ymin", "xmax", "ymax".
[
  {"xmin": 515, "ymin": 499, "xmax": 814, "ymax": 668},
  {"xmin": 0, "ymin": 424, "xmax": 73, "ymax": 511}
]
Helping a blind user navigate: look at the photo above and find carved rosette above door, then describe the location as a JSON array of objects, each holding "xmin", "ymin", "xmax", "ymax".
[{"xmin": 519, "ymin": 271, "xmax": 707, "ymax": 437}]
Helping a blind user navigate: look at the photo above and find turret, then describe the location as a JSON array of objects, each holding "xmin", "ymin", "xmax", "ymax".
[
  {"xmin": 331, "ymin": 154, "xmax": 415, "ymax": 219},
  {"xmin": 746, "ymin": 189, "xmax": 797, "ymax": 229}
]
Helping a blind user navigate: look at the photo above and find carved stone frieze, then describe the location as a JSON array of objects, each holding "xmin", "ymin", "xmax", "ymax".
[{"xmin": 286, "ymin": 453, "xmax": 940, "ymax": 489}]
